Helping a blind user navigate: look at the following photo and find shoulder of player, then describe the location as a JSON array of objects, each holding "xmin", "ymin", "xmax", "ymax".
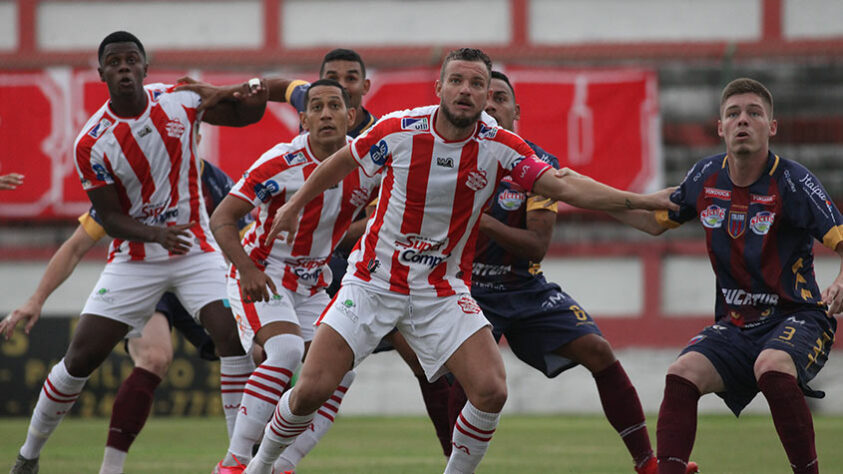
[
  {"xmin": 367, "ymin": 105, "xmax": 437, "ymax": 136},
  {"xmin": 521, "ymin": 139, "xmax": 559, "ymax": 168},
  {"xmin": 681, "ymin": 153, "xmax": 726, "ymax": 184},
  {"xmin": 250, "ymin": 138, "xmax": 312, "ymax": 175},
  {"xmin": 74, "ymin": 106, "xmax": 114, "ymax": 152},
  {"xmin": 773, "ymin": 155, "xmax": 823, "ymax": 195}
]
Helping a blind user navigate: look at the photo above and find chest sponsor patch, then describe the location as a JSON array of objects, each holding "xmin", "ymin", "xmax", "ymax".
[
  {"xmin": 497, "ymin": 189, "xmax": 525, "ymax": 210},
  {"xmin": 284, "ymin": 151, "xmax": 307, "ymax": 166},
  {"xmin": 750, "ymin": 211, "xmax": 775, "ymax": 235},
  {"xmin": 704, "ymin": 187, "xmax": 731, "ymax": 200},
  {"xmin": 88, "ymin": 118, "xmax": 112, "ymax": 139},
  {"xmin": 700, "ymin": 204, "xmax": 725, "ymax": 228},
  {"xmin": 401, "ymin": 117, "xmax": 429, "ymax": 131}
]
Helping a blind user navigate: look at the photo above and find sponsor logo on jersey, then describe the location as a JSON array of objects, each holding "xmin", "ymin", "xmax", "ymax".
[
  {"xmin": 138, "ymin": 125, "xmax": 153, "ymax": 138},
  {"xmin": 687, "ymin": 335, "xmax": 706, "ymax": 345},
  {"xmin": 704, "ymin": 187, "xmax": 731, "ymax": 200},
  {"xmin": 367, "ymin": 258, "xmax": 380, "ymax": 275},
  {"xmin": 691, "ymin": 161, "xmax": 713, "ymax": 183},
  {"xmin": 751, "ymin": 193, "xmax": 775, "ymax": 205},
  {"xmin": 401, "ymin": 117, "xmax": 429, "ymax": 131},
  {"xmin": 370, "ymin": 140, "xmax": 389, "ymax": 166},
  {"xmin": 699, "ymin": 204, "xmax": 725, "ymax": 228},
  {"xmin": 457, "ymin": 296, "xmax": 481, "ymax": 314},
  {"xmin": 285, "ymin": 257, "xmax": 330, "ymax": 282},
  {"xmin": 721, "ymin": 288, "xmax": 779, "ymax": 306},
  {"xmin": 465, "ymin": 169, "xmax": 488, "ymax": 191},
  {"xmin": 728, "ymin": 209, "xmax": 747, "ymax": 238},
  {"xmin": 472, "ymin": 262, "xmax": 512, "ymax": 277},
  {"xmin": 88, "ymin": 118, "xmax": 112, "ymax": 139},
  {"xmin": 338, "ymin": 298, "xmax": 358, "ymax": 322},
  {"xmin": 497, "ymin": 189, "xmax": 525, "ymax": 210},
  {"xmin": 750, "ymin": 211, "xmax": 775, "ymax": 235},
  {"xmin": 254, "ymin": 180, "xmax": 280, "ymax": 203},
  {"xmin": 436, "ymin": 156, "xmax": 454, "ymax": 168},
  {"xmin": 284, "ymin": 151, "xmax": 307, "ymax": 166},
  {"xmin": 541, "ymin": 292, "xmax": 570, "ymax": 310},
  {"xmin": 140, "ymin": 201, "xmax": 179, "ymax": 224},
  {"xmin": 91, "ymin": 163, "xmax": 111, "ymax": 183},
  {"xmin": 165, "ymin": 118, "xmax": 186, "ymax": 139},
  {"xmin": 477, "ymin": 123, "xmax": 497, "ymax": 139},
  {"xmin": 152, "ymin": 90, "xmax": 164, "ymax": 101},
  {"xmin": 800, "ymin": 173, "xmax": 827, "ymax": 201},
  {"xmin": 395, "ymin": 234, "xmax": 449, "ymax": 268}
]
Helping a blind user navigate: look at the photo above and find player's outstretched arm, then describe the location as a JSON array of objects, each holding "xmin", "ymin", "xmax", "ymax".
[
  {"xmin": 0, "ymin": 225, "xmax": 98, "ymax": 339},
  {"xmin": 177, "ymin": 76, "xmax": 294, "ymax": 113},
  {"xmin": 822, "ymin": 244, "xmax": 843, "ymax": 317},
  {"xmin": 87, "ymin": 185, "xmax": 194, "ymax": 253},
  {"xmin": 210, "ymin": 195, "xmax": 278, "ymax": 303},
  {"xmin": 608, "ymin": 209, "xmax": 669, "ymax": 236},
  {"xmin": 0, "ymin": 173, "xmax": 24, "ymax": 190},
  {"xmin": 200, "ymin": 78, "xmax": 268, "ymax": 127},
  {"xmin": 532, "ymin": 167, "xmax": 678, "ymax": 212},
  {"xmin": 266, "ymin": 145, "xmax": 359, "ymax": 244}
]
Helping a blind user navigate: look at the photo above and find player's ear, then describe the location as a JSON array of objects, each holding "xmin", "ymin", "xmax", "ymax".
[
  {"xmin": 98, "ymin": 66, "xmax": 105, "ymax": 82},
  {"xmin": 347, "ymin": 106, "xmax": 356, "ymax": 128},
  {"xmin": 362, "ymin": 77, "xmax": 371, "ymax": 96},
  {"xmin": 514, "ymin": 103, "xmax": 521, "ymax": 122},
  {"xmin": 300, "ymin": 110, "xmax": 309, "ymax": 131},
  {"xmin": 769, "ymin": 118, "xmax": 777, "ymax": 137},
  {"xmin": 434, "ymin": 80, "xmax": 442, "ymax": 99},
  {"xmin": 717, "ymin": 120, "xmax": 724, "ymax": 138}
]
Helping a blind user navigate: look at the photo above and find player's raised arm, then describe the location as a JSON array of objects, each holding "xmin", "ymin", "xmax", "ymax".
[
  {"xmin": 87, "ymin": 185, "xmax": 194, "ymax": 254},
  {"xmin": 266, "ymin": 145, "xmax": 359, "ymax": 244},
  {"xmin": 210, "ymin": 195, "xmax": 278, "ymax": 303},
  {"xmin": 531, "ymin": 166, "xmax": 678, "ymax": 212},
  {"xmin": 176, "ymin": 76, "xmax": 297, "ymax": 112},
  {"xmin": 199, "ymin": 78, "xmax": 268, "ymax": 127}
]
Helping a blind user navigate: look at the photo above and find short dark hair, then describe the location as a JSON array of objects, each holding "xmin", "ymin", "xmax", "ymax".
[
  {"xmin": 440, "ymin": 48, "xmax": 492, "ymax": 82},
  {"xmin": 304, "ymin": 78, "xmax": 351, "ymax": 108},
  {"xmin": 319, "ymin": 48, "xmax": 366, "ymax": 78},
  {"xmin": 720, "ymin": 78, "xmax": 774, "ymax": 117},
  {"xmin": 491, "ymin": 70, "xmax": 515, "ymax": 100},
  {"xmin": 98, "ymin": 31, "xmax": 146, "ymax": 65}
]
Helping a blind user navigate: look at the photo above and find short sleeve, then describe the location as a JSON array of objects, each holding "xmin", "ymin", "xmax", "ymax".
[
  {"xmin": 229, "ymin": 152, "xmax": 287, "ymax": 207},
  {"xmin": 286, "ymin": 80, "xmax": 310, "ymax": 114},
  {"xmin": 784, "ymin": 167, "xmax": 843, "ymax": 250},
  {"xmin": 75, "ymin": 137, "xmax": 113, "ymax": 191},
  {"xmin": 349, "ymin": 116, "xmax": 398, "ymax": 177}
]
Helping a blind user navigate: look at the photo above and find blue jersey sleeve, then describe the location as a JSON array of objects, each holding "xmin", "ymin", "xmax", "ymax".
[
  {"xmin": 782, "ymin": 164, "xmax": 843, "ymax": 250},
  {"xmin": 200, "ymin": 160, "xmax": 254, "ymax": 231},
  {"xmin": 287, "ymin": 80, "xmax": 310, "ymax": 114}
]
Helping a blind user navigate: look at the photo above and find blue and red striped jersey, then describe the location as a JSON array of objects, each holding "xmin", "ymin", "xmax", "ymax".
[{"xmin": 657, "ymin": 151, "xmax": 843, "ymax": 327}]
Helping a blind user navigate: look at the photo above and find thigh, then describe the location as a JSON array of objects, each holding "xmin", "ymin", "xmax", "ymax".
[
  {"xmin": 228, "ymin": 278, "xmax": 300, "ymax": 353},
  {"xmin": 81, "ymin": 261, "xmax": 168, "ymax": 338},
  {"xmin": 127, "ymin": 312, "xmax": 174, "ymax": 376},
  {"xmin": 397, "ymin": 293, "xmax": 490, "ymax": 382},
  {"xmin": 65, "ymin": 314, "xmax": 131, "ymax": 377}
]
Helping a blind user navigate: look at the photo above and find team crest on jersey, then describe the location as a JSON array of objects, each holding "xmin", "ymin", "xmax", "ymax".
[
  {"xmin": 497, "ymin": 189, "xmax": 525, "ymax": 210},
  {"xmin": 477, "ymin": 123, "xmax": 497, "ymax": 139},
  {"xmin": 253, "ymin": 180, "xmax": 280, "ymax": 203},
  {"xmin": 750, "ymin": 211, "xmax": 775, "ymax": 235},
  {"xmin": 165, "ymin": 119, "xmax": 186, "ymax": 139},
  {"xmin": 401, "ymin": 117, "xmax": 429, "ymax": 131},
  {"xmin": 465, "ymin": 170, "xmax": 488, "ymax": 191},
  {"xmin": 699, "ymin": 204, "xmax": 725, "ymax": 228},
  {"xmin": 349, "ymin": 187, "xmax": 370, "ymax": 208},
  {"xmin": 370, "ymin": 140, "xmax": 389, "ymax": 166},
  {"xmin": 284, "ymin": 151, "xmax": 307, "ymax": 166},
  {"xmin": 728, "ymin": 209, "xmax": 747, "ymax": 238},
  {"xmin": 88, "ymin": 118, "xmax": 112, "ymax": 139},
  {"xmin": 704, "ymin": 187, "xmax": 731, "ymax": 200},
  {"xmin": 457, "ymin": 296, "xmax": 482, "ymax": 314}
]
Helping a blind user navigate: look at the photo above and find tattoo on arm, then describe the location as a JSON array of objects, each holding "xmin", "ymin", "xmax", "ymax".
[
  {"xmin": 211, "ymin": 222, "xmax": 237, "ymax": 233},
  {"xmin": 625, "ymin": 198, "xmax": 633, "ymax": 209}
]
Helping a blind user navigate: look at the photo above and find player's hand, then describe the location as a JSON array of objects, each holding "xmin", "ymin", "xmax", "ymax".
[
  {"xmin": 153, "ymin": 223, "xmax": 194, "ymax": 254},
  {"xmin": 266, "ymin": 203, "xmax": 299, "ymax": 245},
  {"xmin": 239, "ymin": 266, "xmax": 278, "ymax": 303},
  {"xmin": 822, "ymin": 277, "xmax": 843, "ymax": 317},
  {"xmin": 0, "ymin": 173, "xmax": 24, "ymax": 190},
  {"xmin": 175, "ymin": 77, "xmax": 238, "ymax": 113},
  {"xmin": 638, "ymin": 187, "xmax": 679, "ymax": 211},
  {"xmin": 0, "ymin": 300, "xmax": 42, "ymax": 340}
]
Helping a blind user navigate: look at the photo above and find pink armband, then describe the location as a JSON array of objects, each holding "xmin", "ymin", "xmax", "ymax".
[{"xmin": 511, "ymin": 155, "xmax": 552, "ymax": 191}]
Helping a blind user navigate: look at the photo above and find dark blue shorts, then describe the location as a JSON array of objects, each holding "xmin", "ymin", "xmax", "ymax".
[
  {"xmin": 680, "ymin": 311, "xmax": 836, "ymax": 416},
  {"xmin": 473, "ymin": 280, "xmax": 602, "ymax": 378}
]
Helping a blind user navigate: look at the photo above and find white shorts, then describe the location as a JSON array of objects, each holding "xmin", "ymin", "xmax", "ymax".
[
  {"xmin": 227, "ymin": 277, "xmax": 329, "ymax": 353},
  {"xmin": 81, "ymin": 251, "xmax": 228, "ymax": 338},
  {"xmin": 318, "ymin": 283, "xmax": 490, "ymax": 381}
]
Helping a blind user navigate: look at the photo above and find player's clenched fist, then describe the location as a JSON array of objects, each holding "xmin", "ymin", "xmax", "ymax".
[{"xmin": 153, "ymin": 222, "xmax": 194, "ymax": 254}]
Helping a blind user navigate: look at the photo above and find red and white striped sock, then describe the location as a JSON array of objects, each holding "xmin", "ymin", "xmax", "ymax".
[
  {"xmin": 445, "ymin": 401, "xmax": 500, "ymax": 474},
  {"xmin": 225, "ymin": 334, "xmax": 302, "ymax": 464},
  {"xmin": 250, "ymin": 390, "xmax": 315, "ymax": 472},
  {"xmin": 273, "ymin": 370, "xmax": 356, "ymax": 471},
  {"xmin": 219, "ymin": 354, "xmax": 255, "ymax": 439},
  {"xmin": 20, "ymin": 359, "xmax": 87, "ymax": 460}
]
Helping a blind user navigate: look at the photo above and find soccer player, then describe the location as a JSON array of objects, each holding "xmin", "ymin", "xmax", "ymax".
[
  {"xmin": 244, "ymin": 48, "xmax": 676, "ymax": 474},
  {"xmin": 181, "ymin": 48, "xmax": 456, "ymax": 455},
  {"xmin": 2, "ymin": 154, "xmax": 244, "ymax": 474},
  {"xmin": 0, "ymin": 172, "xmax": 24, "ymax": 190},
  {"xmin": 5, "ymin": 30, "xmax": 266, "ymax": 474},
  {"xmin": 209, "ymin": 79, "xmax": 380, "ymax": 473},
  {"xmin": 443, "ymin": 70, "xmax": 697, "ymax": 474},
  {"xmin": 611, "ymin": 78, "xmax": 843, "ymax": 474}
]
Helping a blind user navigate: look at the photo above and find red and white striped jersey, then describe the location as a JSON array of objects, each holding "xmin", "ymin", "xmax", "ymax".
[
  {"xmin": 74, "ymin": 83, "xmax": 217, "ymax": 263},
  {"xmin": 347, "ymin": 105, "xmax": 552, "ymax": 296},
  {"xmin": 230, "ymin": 133, "xmax": 381, "ymax": 295}
]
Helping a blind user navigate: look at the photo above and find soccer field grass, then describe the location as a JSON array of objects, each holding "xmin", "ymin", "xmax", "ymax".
[{"xmin": 3, "ymin": 414, "xmax": 842, "ymax": 473}]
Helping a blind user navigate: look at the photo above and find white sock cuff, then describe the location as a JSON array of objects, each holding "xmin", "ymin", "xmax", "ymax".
[
  {"xmin": 220, "ymin": 353, "xmax": 256, "ymax": 373},
  {"xmin": 278, "ymin": 391, "xmax": 314, "ymax": 425},
  {"xmin": 462, "ymin": 401, "xmax": 500, "ymax": 427},
  {"xmin": 54, "ymin": 358, "xmax": 88, "ymax": 387}
]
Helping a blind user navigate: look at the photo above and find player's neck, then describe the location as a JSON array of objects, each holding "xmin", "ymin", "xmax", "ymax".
[
  {"xmin": 350, "ymin": 106, "xmax": 365, "ymax": 129},
  {"xmin": 727, "ymin": 148, "xmax": 769, "ymax": 187},
  {"xmin": 109, "ymin": 90, "xmax": 148, "ymax": 118},
  {"xmin": 434, "ymin": 112, "xmax": 475, "ymax": 142},
  {"xmin": 310, "ymin": 136, "xmax": 346, "ymax": 162}
]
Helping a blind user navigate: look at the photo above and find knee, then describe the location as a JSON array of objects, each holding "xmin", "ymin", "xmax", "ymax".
[
  {"xmin": 577, "ymin": 336, "xmax": 616, "ymax": 373},
  {"xmin": 133, "ymin": 350, "xmax": 172, "ymax": 379},
  {"xmin": 469, "ymin": 377, "xmax": 508, "ymax": 413},
  {"xmin": 289, "ymin": 381, "xmax": 335, "ymax": 415},
  {"xmin": 63, "ymin": 350, "xmax": 101, "ymax": 378},
  {"xmin": 754, "ymin": 349, "xmax": 796, "ymax": 380}
]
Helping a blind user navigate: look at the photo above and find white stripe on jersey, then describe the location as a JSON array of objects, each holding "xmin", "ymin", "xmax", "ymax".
[
  {"xmin": 230, "ymin": 133, "xmax": 380, "ymax": 295},
  {"xmin": 74, "ymin": 83, "xmax": 216, "ymax": 263},
  {"xmin": 346, "ymin": 105, "xmax": 549, "ymax": 296}
]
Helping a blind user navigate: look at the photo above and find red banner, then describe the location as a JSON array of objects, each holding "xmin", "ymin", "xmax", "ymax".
[{"xmin": 0, "ymin": 67, "xmax": 659, "ymax": 219}]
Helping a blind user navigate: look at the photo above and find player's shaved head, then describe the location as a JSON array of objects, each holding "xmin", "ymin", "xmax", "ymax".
[{"xmin": 98, "ymin": 31, "xmax": 146, "ymax": 65}]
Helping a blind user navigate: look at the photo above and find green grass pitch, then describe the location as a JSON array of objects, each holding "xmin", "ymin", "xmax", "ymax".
[{"xmin": 2, "ymin": 414, "xmax": 843, "ymax": 473}]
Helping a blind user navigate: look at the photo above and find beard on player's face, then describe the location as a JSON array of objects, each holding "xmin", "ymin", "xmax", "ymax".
[{"xmin": 440, "ymin": 101, "xmax": 481, "ymax": 129}]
